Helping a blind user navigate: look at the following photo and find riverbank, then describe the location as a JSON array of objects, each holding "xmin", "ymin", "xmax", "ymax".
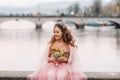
[{"xmin": 0, "ymin": 71, "xmax": 120, "ymax": 80}]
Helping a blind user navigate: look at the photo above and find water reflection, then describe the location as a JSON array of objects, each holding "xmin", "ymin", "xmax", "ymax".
[
  {"xmin": 76, "ymin": 27, "xmax": 120, "ymax": 72},
  {"xmin": 1, "ymin": 19, "xmax": 36, "ymax": 29},
  {"xmin": 0, "ymin": 22, "xmax": 120, "ymax": 72}
]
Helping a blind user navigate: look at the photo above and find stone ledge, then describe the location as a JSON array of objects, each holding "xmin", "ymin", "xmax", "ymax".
[{"xmin": 0, "ymin": 71, "xmax": 120, "ymax": 80}]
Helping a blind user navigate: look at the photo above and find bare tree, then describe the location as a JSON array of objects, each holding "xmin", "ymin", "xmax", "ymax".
[
  {"xmin": 93, "ymin": 0, "xmax": 102, "ymax": 17},
  {"xmin": 67, "ymin": 3, "xmax": 81, "ymax": 16},
  {"xmin": 67, "ymin": 5, "xmax": 74, "ymax": 15},
  {"xmin": 74, "ymin": 3, "xmax": 80, "ymax": 15},
  {"xmin": 116, "ymin": 0, "xmax": 120, "ymax": 16}
]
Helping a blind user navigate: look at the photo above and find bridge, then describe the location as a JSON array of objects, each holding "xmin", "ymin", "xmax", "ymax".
[{"xmin": 0, "ymin": 16, "xmax": 120, "ymax": 29}]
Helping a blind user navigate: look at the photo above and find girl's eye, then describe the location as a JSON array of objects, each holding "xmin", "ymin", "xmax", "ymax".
[{"xmin": 54, "ymin": 31, "xmax": 59, "ymax": 33}]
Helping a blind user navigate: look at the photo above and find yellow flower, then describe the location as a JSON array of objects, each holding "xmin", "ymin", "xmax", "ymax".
[
  {"xmin": 60, "ymin": 50, "xmax": 64, "ymax": 55},
  {"xmin": 51, "ymin": 47, "xmax": 65, "ymax": 55},
  {"xmin": 54, "ymin": 47, "xmax": 59, "ymax": 51},
  {"xmin": 51, "ymin": 47, "xmax": 58, "ymax": 51}
]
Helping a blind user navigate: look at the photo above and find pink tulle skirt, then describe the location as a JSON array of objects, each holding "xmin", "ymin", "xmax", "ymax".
[{"xmin": 27, "ymin": 62, "xmax": 87, "ymax": 80}]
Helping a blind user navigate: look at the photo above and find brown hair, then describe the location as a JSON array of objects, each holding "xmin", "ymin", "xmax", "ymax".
[{"xmin": 49, "ymin": 23, "xmax": 76, "ymax": 47}]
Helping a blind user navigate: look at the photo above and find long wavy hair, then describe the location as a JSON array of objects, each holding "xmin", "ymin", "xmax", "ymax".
[{"xmin": 49, "ymin": 23, "xmax": 76, "ymax": 47}]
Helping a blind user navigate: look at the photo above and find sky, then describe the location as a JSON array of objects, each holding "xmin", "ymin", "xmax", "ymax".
[
  {"xmin": 0, "ymin": 0, "xmax": 112, "ymax": 7},
  {"xmin": 0, "ymin": 0, "xmax": 80, "ymax": 6}
]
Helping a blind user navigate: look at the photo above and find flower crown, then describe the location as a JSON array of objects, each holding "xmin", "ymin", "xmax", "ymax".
[{"xmin": 55, "ymin": 23, "xmax": 68, "ymax": 33}]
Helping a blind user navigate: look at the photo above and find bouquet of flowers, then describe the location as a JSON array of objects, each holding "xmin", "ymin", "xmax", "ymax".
[{"xmin": 51, "ymin": 47, "xmax": 64, "ymax": 59}]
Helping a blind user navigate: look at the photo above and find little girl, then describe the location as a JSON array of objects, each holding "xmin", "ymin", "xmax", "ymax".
[{"xmin": 27, "ymin": 23, "xmax": 87, "ymax": 80}]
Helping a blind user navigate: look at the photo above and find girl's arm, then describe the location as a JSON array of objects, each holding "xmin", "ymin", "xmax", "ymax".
[
  {"xmin": 48, "ymin": 52, "xmax": 57, "ymax": 63},
  {"xmin": 57, "ymin": 57, "xmax": 68, "ymax": 63}
]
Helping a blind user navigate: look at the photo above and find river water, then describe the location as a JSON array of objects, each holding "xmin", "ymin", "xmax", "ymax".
[{"xmin": 0, "ymin": 21, "xmax": 120, "ymax": 72}]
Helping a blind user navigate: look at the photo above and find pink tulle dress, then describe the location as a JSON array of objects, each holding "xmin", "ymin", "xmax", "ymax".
[{"xmin": 27, "ymin": 45, "xmax": 87, "ymax": 80}]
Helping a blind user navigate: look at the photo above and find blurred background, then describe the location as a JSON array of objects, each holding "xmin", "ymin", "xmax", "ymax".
[
  {"xmin": 0, "ymin": 0, "xmax": 120, "ymax": 75},
  {"xmin": 0, "ymin": 0, "xmax": 119, "ymax": 17}
]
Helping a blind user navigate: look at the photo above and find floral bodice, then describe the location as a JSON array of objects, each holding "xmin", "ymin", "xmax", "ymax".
[{"xmin": 50, "ymin": 46, "xmax": 70, "ymax": 59}]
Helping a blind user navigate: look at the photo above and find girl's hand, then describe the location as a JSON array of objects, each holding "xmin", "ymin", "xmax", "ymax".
[
  {"xmin": 48, "ymin": 57, "xmax": 57, "ymax": 64},
  {"xmin": 57, "ymin": 57, "xmax": 68, "ymax": 63}
]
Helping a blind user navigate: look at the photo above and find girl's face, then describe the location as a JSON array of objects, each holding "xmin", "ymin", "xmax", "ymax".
[{"xmin": 54, "ymin": 26, "xmax": 62, "ymax": 40}]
